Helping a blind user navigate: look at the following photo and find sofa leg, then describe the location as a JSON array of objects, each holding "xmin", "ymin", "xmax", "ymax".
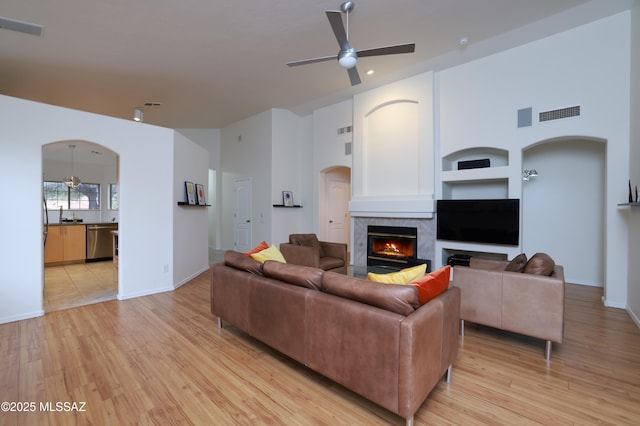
[
  {"xmin": 545, "ymin": 340, "xmax": 552, "ymax": 360},
  {"xmin": 460, "ymin": 319, "xmax": 465, "ymax": 337},
  {"xmin": 446, "ymin": 364, "xmax": 452, "ymax": 384},
  {"xmin": 217, "ymin": 317, "xmax": 223, "ymax": 329},
  {"xmin": 405, "ymin": 415, "xmax": 414, "ymax": 426}
]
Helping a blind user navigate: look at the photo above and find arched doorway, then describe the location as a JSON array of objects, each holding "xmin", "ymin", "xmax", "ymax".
[
  {"xmin": 522, "ymin": 137, "xmax": 606, "ymax": 287},
  {"xmin": 42, "ymin": 140, "xmax": 120, "ymax": 312},
  {"xmin": 320, "ymin": 166, "xmax": 351, "ymax": 258}
]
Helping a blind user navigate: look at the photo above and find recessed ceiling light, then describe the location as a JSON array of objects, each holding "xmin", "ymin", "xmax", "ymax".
[
  {"xmin": 459, "ymin": 37, "xmax": 469, "ymax": 46},
  {"xmin": 366, "ymin": 69, "xmax": 374, "ymax": 75}
]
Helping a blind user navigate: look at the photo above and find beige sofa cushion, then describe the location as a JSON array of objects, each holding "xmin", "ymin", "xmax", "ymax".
[
  {"xmin": 504, "ymin": 253, "xmax": 527, "ymax": 272},
  {"xmin": 523, "ymin": 252, "xmax": 555, "ymax": 276}
]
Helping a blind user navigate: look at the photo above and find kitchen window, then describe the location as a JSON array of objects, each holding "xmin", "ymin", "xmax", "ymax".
[
  {"xmin": 44, "ymin": 181, "xmax": 100, "ymax": 210},
  {"xmin": 109, "ymin": 183, "xmax": 118, "ymax": 210}
]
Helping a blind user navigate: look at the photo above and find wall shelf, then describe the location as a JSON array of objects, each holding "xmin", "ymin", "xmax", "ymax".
[
  {"xmin": 177, "ymin": 202, "xmax": 211, "ymax": 207},
  {"xmin": 273, "ymin": 204, "xmax": 302, "ymax": 208}
]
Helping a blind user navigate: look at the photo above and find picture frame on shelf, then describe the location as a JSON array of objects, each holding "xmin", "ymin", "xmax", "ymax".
[
  {"xmin": 282, "ymin": 191, "xmax": 294, "ymax": 207},
  {"xmin": 196, "ymin": 183, "xmax": 206, "ymax": 206},
  {"xmin": 185, "ymin": 181, "xmax": 196, "ymax": 205}
]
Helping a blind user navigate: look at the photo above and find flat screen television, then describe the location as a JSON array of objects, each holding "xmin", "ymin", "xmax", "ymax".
[{"xmin": 436, "ymin": 199, "xmax": 520, "ymax": 246}]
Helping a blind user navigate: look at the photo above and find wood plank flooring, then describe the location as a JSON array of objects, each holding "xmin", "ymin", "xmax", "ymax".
[{"xmin": 2, "ymin": 270, "xmax": 640, "ymax": 425}]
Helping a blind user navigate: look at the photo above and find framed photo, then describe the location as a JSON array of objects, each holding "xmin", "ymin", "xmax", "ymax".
[
  {"xmin": 196, "ymin": 183, "xmax": 206, "ymax": 206},
  {"xmin": 185, "ymin": 181, "xmax": 196, "ymax": 205},
  {"xmin": 282, "ymin": 191, "xmax": 294, "ymax": 207}
]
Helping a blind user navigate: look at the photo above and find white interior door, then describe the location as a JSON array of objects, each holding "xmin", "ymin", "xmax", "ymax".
[
  {"xmin": 326, "ymin": 177, "xmax": 349, "ymax": 244},
  {"xmin": 234, "ymin": 178, "xmax": 252, "ymax": 252}
]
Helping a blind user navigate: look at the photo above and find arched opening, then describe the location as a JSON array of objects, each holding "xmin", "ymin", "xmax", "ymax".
[
  {"xmin": 42, "ymin": 140, "xmax": 120, "ymax": 312},
  {"xmin": 319, "ymin": 166, "xmax": 351, "ymax": 261},
  {"xmin": 522, "ymin": 137, "xmax": 606, "ymax": 287}
]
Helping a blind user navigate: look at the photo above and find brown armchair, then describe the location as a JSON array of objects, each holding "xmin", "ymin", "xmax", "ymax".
[
  {"xmin": 451, "ymin": 255, "xmax": 565, "ymax": 359},
  {"xmin": 280, "ymin": 234, "xmax": 347, "ymax": 274}
]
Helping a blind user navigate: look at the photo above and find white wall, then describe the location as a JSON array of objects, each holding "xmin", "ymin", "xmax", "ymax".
[
  {"xmin": 173, "ymin": 132, "xmax": 210, "ymax": 287},
  {"xmin": 312, "ymin": 99, "xmax": 353, "ymax": 233},
  {"xmin": 220, "ymin": 110, "xmax": 273, "ymax": 248},
  {"xmin": 0, "ymin": 95, "xmax": 206, "ymax": 324},
  {"xmin": 437, "ymin": 12, "xmax": 631, "ymax": 307},
  {"xmin": 351, "ymin": 72, "xmax": 435, "ymax": 217},
  {"xmin": 627, "ymin": 1, "xmax": 640, "ymax": 326}
]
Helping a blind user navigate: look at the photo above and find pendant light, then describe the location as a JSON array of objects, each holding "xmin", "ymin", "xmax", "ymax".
[{"xmin": 64, "ymin": 144, "xmax": 81, "ymax": 188}]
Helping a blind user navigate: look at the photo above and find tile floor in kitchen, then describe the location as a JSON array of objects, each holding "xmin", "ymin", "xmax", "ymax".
[{"xmin": 44, "ymin": 249, "xmax": 226, "ymax": 313}]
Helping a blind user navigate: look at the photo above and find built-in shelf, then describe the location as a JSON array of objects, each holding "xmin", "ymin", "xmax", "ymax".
[
  {"xmin": 177, "ymin": 202, "xmax": 211, "ymax": 207},
  {"xmin": 441, "ymin": 165, "xmax": 510, "ymax": 183},
  {"xmin": 617, "ymin": 202, "xmax": 640, "ymax": 206},
  {"xmin": 273, "ymin": 204, "xmax": 302, "ymax": 208}
]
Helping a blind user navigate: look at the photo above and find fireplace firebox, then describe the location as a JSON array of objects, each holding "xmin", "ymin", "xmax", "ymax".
[{"xmin": 367, "ymin": 225, "xmax": 429, "ymax": 269}]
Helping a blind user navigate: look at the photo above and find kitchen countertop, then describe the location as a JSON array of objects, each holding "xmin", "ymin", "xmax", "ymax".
[{"xmin": 50, "ymin": 222, "xmax": 119, "ymax": 226}]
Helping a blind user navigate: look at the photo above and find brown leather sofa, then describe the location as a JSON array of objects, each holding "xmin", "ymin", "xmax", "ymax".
[
  {"xmin": 279, "ymin": 233, "xmax": 347, "ymax": 273},
  {"xmin": 211, "ymin": 251, "xmax": 461, "ymax": 426},
  {"xmin": 451, "ymin": 256, "xmax": 565, "ymax": 359}
]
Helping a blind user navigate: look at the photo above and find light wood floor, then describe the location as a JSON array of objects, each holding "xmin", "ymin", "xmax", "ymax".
[
  {"xmin": 2, "ymin": 272, "xmax": 640, "ymax": 425},
  {"xmin": 44, "ymin": 261, "xmax": 117, "ymax": 313}
]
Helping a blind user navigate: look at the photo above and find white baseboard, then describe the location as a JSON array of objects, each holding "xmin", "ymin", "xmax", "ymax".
[
  {"xmin": 627, "ymin": 307, "xmax": 640, "ymax": 329},
  {"xmin": 174, "ymin": 265, "xmax": 209, "ymax": 289},
  {"xmin": 118, "ymin": 286, "xmax": 174, "ymax": 301},
  {"xmin": 0, "ymin": 309, "xmax": 45, "ymax": 325},
  {"xmin": 601, "ymin": 295, "xmax": 627, "ymax": 309}
]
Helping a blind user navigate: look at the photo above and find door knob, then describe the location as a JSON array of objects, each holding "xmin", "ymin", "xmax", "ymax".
[
  {"xmin": 246, "ymin": 220, "xmax": 251, "ymax": 223},
  {"xmin": 329, "ymin": 220, "xmax": 334, "ymax": 223}
]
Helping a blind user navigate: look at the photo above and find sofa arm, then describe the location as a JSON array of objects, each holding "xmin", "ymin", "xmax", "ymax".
[
  {"xmin": 279, "ymin": 243, "xmax": 321, "ymax": 268},
  {"xmin": 501, "ymin": 269, "xmax": 565, "ymax": 343},
  {"xmin": 452, "ymin": 266, "xmax": 503, "ymax": 328},
  {"xmin": 320, "ymin": 241, "xmax": 347, "ymax": 261}
]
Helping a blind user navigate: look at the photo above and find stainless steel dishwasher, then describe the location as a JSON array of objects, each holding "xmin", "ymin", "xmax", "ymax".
[{"xmin": 86, "ymin": 224, "xmax": 118, "ymax": 261}]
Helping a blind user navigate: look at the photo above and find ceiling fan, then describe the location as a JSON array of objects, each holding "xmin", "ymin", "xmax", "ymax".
[{"xmin": 287, "ymin": 1, "xmax": 415, "ymax": 86}]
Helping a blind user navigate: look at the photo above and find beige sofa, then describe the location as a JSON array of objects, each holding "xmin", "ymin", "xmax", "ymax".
[
  {"xmin": 451, "ymin": 256, "xmax": 564, "ymax": 359},
  {"xmin": 211, "ymin": 251, "xmax": 460, "ymax": 425}
]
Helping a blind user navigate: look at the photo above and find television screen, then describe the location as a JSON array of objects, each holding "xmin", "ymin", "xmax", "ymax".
[{"xmin": 436, "ymin": 199, "xmax": 520, "ymax": 246}]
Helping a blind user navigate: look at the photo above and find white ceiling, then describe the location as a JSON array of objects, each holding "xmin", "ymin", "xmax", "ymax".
[{"xmin": 0, "ymin": 0, "xmax": 634, "ymax": 129}]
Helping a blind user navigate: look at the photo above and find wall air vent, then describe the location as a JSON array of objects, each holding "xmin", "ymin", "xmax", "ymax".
[
  {"xmin": 539, "ymin": 105, "xmax": 580, "ymax": 122},
  {"xmin": 337, "ymin": 125, "xmax": 353, "ymax": 135},
  {"xmin": 0, "ymin": 16, "xmax": 43, "ymax": 37}
]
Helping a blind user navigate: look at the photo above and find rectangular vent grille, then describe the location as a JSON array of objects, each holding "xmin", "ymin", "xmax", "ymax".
[
  {"xmin": 337, "ymin": 125, "xmax": 352, "ymax": 135},
  {"xmin": 345, "ymin": 142, "xmax": 352, "ymax": 156},
  {"xmin": 539, "ymin": 105, "xmax": 580, "ymax": 122}
]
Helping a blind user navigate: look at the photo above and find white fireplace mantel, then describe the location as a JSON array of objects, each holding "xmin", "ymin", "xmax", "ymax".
[{"xmin": 349, "ymin": 195, "xmax": 434, "ymax": 218}]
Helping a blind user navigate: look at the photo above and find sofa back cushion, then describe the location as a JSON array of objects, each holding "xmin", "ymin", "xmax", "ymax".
[
  {"xmin": 321, "ymin": 272, "xmax": 419, "ymax": 316},
  {"xmin": 290, "ymin": 233, "xmax": 325, "ymax": 257},
  {"xmin": 262, "ymin": 261, "xmax": 323, "ymax": 290},
  {"xmin": 224, "ymin": 250, "xmax": 264, "ymax": 275},
  {"xmin": 523, "ymin": 252, "xmax": 555, "ymax": 276}
]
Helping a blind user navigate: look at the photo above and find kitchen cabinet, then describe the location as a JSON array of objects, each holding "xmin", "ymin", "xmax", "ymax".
[{"xmin": 44, "ymin": 225, "xmax": 86, "ymax": 265}]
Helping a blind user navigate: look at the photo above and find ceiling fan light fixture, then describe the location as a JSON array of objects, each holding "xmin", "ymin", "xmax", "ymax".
[{"xmin": 338, "ymin": 50, "xmax": 357, "ymax": 69}]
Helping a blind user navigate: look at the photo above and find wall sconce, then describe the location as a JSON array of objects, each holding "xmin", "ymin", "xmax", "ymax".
[
  {"xmin": 133, "ymin": 108, "xmax": 143, "ymax": 122},
  {"xmin": 522, "ymin": 169, "xmax": 538, "ymax": 181}
]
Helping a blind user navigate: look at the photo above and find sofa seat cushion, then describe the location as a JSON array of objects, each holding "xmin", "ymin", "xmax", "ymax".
[
  {"xmin": 224, "ymin": 250, "xmax": 264, "ymax": 275},
  {"xmin": 321, "ymin": 271, "xmax": 419, "ymax": 316},
  {"xmin": 263, "ymin": 261, "xmax": 323, "ymax": 290},
  {"xmin": 319, "ymin": 256, "xmax": 344, "ymax": 271},
  {"xmin": 366, "ymin": 263, "xmax": 427, "ymax": 284},
  {"xmin": 523, "ymin": 252, "xmax": 555, "ymax": 276}
]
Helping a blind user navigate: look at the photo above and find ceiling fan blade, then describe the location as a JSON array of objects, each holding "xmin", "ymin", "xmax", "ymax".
[
  {"xmin": 348, "ymin": 66, "xmax": 361, "ymax": 86},
  {"xmin": 357, "ymin": 43, "xmax": 415, "ymax": 58},
  {"xmin": 326, "ymin": 10, "xmax": 350, "ymax": 51},
  {"xmin": 287, "ymin": 55, "xmax": 336, "ymax": 67}
]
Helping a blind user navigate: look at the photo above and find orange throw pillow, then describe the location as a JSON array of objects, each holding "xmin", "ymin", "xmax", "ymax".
[
  {"xmin": 243, "ymin": 241, "xmax": 269, "ymax": 257},
  {"xmin": 410, "ymin": 265, "xmax": 451, "ymax": 306}
]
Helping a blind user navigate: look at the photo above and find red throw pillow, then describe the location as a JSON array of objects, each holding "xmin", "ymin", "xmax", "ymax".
[
  {"xmin": 410, "ymin": 265, "xmax": 451, "ymax": 306},
  {"xmin": 243, "ymin": 241, "xmax": 269, "ymax": 257}
]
